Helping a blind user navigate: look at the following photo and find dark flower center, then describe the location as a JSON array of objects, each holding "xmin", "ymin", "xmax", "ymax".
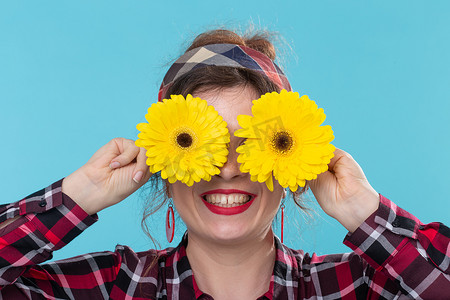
[
  {"xmin": 177, "ymin": 132, "xmax": 193, "ymax": 148},
  {"xmin": 272, "ymin": 131, "xmax": 293, "ymax": 153}
]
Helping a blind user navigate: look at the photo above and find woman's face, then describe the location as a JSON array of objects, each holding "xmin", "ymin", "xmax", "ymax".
[{"xmin": 169, "ymin": 86, "xmax": 284, "ymax": 244}]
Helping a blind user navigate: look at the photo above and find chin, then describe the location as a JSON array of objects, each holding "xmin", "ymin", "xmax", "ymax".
[{"xmin": 204, "ymin": 221, "xmax": 253, "ymax": 244}]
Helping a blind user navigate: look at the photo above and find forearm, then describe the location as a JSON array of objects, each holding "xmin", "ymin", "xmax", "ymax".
[
  {"xmin": 0, "ymin": 180, "xmax": 97, "ymax": 286},
  {"xmin": 344, "ymin": 195, "xmax": 450, "ymax": 297}
]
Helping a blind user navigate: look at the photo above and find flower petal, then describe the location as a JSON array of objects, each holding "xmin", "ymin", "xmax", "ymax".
[
  {"xmin": 135, "ymin": 94, "xmax": 231, "ymax": 187},
  {"xmin": 233, "ymin": 90, "xmax": 335, "ymax": 192}
]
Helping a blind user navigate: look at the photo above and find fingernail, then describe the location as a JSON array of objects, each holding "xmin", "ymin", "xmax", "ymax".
[
  {"xmin": 110, "ymin": 161, "xmax": 121, "ymax": 169},
  {"xmin": 133, "ymin": 171, "xmax": 143, "ymax": 183}
]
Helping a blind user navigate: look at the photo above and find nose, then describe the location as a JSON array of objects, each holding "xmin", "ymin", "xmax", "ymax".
[{"xmin": 217, "ymin": 139, "xmax": 244, "ymax": 180}]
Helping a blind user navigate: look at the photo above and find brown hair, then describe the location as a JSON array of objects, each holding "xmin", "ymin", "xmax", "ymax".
[{"xmin": 141, "ymin": 29, "xmax": 309, "ymax": 250}]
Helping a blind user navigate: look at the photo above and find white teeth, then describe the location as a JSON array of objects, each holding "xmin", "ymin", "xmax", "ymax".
[
  {"xmin": 211, "ymin": 195, "xmax": 216, "ymax": 203},
  {"xmin": 204, "ymin": 193, "xmax": 251, "ymax": 206}
]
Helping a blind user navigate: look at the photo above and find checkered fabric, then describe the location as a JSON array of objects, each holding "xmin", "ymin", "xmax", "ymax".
[
  {"xmin": 158, "ymin": 44, "xmax": 292, "ymax": 101},
  {"xmin": 0, "ymin": 180, "xmax": 449, "ymax": 299}
]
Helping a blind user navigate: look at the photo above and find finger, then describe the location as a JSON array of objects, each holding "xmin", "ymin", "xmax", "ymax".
[
  {"xmin": 309, "ymin": 167, "xmax": 334, "ymax": 194},
  {"xmin": 327, "ymin": 147, "xmax": 350, "ymax": 172},
  {"xmin": 327, "ymin": 148, "xmax": 367, "ymax": 183},
  {"xmin": 133, "ymin": 146, "xmax": 151, "ymax": 183},
  {"xmin": 109, "ymin": 139, "xmax": 140, "ymax": 169},
  {"xmin": 309, "ymin": 149, "xmax": 346, "ymax": 194}
]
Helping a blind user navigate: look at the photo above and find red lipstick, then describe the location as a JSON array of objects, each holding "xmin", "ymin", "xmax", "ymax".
[{"xmin": 200, "ymin": 189, "xmax": 256, "ymax": 215}]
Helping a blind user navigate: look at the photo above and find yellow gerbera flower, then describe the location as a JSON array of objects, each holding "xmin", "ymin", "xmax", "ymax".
[
  {"xmin": 234, "ymin": 90, "xmax": 335, "ymax": 192},
  {"xmin": 136, "ymin": 94, "xmax": 230, "ymax": 186}
]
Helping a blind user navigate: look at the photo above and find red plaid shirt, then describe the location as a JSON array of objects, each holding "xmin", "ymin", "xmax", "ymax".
[{"xmin": 0, "ymin": 179, "xmax": 449, "ymax": 299}]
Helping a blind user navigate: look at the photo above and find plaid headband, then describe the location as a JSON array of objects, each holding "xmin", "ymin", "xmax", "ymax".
[{"xmin": 158, "ymin": 43, "xmax": 291, "ymax": 101}]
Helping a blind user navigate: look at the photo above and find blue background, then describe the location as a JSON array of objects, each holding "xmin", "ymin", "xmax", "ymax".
[{"xmin": 1, "ymin": 1, "xmax": 449, "ymax": 262}]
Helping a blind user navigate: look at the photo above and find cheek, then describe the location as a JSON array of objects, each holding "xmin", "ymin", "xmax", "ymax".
[
  {"xmin": 170, "ymin": 181, "xmax": 189, "ymax": 196},
  {"xmin": 267, "ymin": 188, "xmax": 285, "ymax": 215},
  {"xmin": 170, "ymin": 182, "xmax": 196, "ymax": 216},
  {"xmin": 269, "ymin": 197, "xmax": 282, "ymax": 217},
  {"xmin": 261, "ymin": 186, "xmax": 284, "ymax": 212}
]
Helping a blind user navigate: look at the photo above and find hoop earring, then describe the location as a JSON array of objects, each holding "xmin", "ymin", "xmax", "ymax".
[
  {"xmin": 166, "ymin": 201, "xmax": 175, "ymax": 243},
  {"xmin": 280, "ymin": 199, "xmax": 285, "ymax": 244}
]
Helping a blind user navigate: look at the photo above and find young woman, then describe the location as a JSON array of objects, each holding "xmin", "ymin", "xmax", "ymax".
[{"xmin": 0, "ymin": 29, "xmax": 449, "ymax": 299}]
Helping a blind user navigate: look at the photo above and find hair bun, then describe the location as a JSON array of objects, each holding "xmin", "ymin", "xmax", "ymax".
[{"xmin": 244, "ymin": 35, "xmax": 276, "ymax": 61}]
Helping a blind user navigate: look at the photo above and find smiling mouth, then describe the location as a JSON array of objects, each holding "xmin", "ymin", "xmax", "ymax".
[{"xmin": 202, "ymin": 194, "xmax": 252, "ymax": 208}]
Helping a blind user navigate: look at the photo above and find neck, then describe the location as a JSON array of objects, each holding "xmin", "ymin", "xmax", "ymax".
[{"xmin": 186, "ymin": 228, "xmax": 276, "ymax": 300}]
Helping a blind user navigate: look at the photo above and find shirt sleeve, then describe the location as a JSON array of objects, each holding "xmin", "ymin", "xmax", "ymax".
[
  {"xmin": 0, "ymin": 179, "xmax": 123, "ymax": 298},
  {"xmin": 343, "ymin": 194, "xmax": 450, "ymax": 298}
]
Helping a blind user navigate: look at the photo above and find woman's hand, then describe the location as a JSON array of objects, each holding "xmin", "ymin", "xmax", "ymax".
[
  {"xmin": 62, "ymin": 138, "xmax": 152, "ymax": 215},
  {"xmin": 309, "ymin": 148, "xmax": 380, "ymax": 233}
]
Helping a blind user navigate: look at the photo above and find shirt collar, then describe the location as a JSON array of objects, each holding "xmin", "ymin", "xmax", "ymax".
[{"xmin": 164, "ymin": 232, "xmax": 298, "ymax": 300}]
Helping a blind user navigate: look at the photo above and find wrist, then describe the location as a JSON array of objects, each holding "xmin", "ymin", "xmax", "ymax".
[
  {"xmin": 62, "ymin": 170, "xmax": 103, "ymax": 215},
  {"xmin": 335, "ymin": 190, "xmax": 380, "ymax": 233}
]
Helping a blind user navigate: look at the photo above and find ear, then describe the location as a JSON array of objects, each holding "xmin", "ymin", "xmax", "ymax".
[{"xmin": 282, "ymin": 188, "xmax": 287, "ymax": 199}]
